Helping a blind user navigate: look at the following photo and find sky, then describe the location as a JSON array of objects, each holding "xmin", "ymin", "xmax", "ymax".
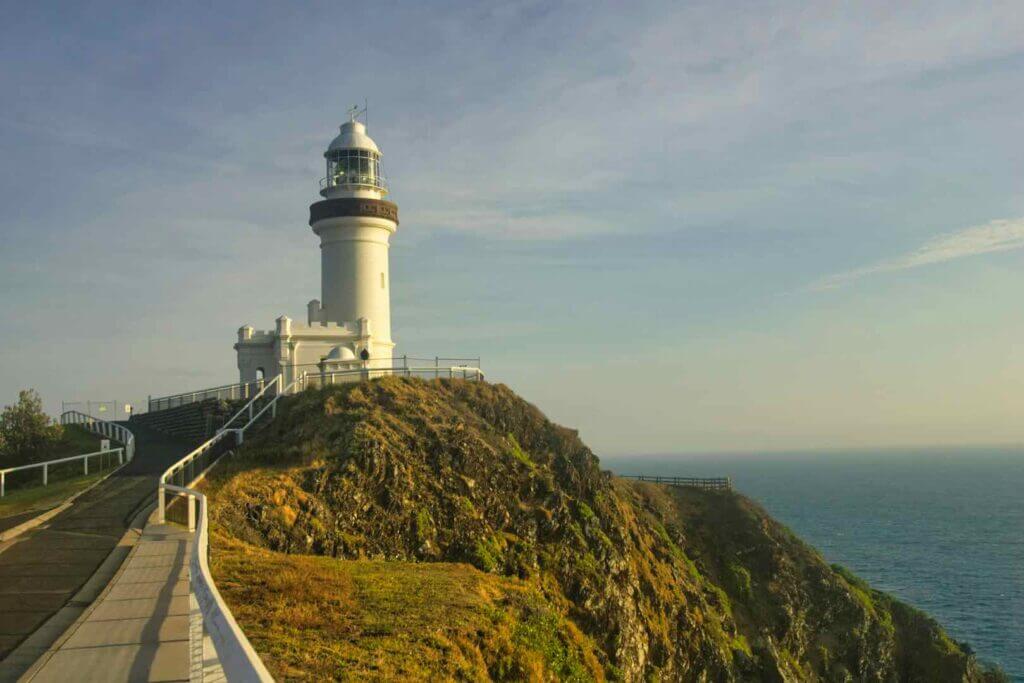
[{"xmin": 1, "ymin": 1, "xmax": 1023, "ymax": 455}]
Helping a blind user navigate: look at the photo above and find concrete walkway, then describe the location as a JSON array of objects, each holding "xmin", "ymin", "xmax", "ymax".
[
  {"xmin": 0, "ymin": 425, "xmax": 193, "ymax": 680},
  {"xmin": 21, "ymin": 516, "xmax": 192, "ymax": 682}
]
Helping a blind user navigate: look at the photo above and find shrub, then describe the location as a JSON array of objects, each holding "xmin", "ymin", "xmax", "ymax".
[
  {"xmin": 729, "ymin": 563, "xmax": 753, "ymax": 600},
  {"xmin": 0, "ymin": 389, "xmax": 63, "ymax": 464}
]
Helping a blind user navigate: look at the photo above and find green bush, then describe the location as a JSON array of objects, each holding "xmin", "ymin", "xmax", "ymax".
[
  {"xmin": 0, "ymin": 389, "xmax": 62, "ymax": 465},
  {"xmin": 729, "ymin": 563, "xmax": 753, "ymax": 600}
]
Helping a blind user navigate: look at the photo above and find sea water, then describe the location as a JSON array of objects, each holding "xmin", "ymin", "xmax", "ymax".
[{"xmin": 601, "ymin": 448, "xmax": 1024, "ymax": 679}]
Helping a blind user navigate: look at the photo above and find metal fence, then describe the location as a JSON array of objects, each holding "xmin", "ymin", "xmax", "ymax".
[
  {"xmin": 147, "ymin": 356, "xmax": 483, "ymax": 416},
  {"xmin": 148, "ymin": 379, "xmax": 267, "ymax": 413},
  {"xmin": 0, "ymin": 447, "xmax": 125, "ymax": 498},
  {"xmin": 619, "ymin": 475, "xmax": 732, "ymax": 490},
  {"xmin": 61, "ymin": 410, "xmax": 136, "ymax": 461},
  {"xmin": 61, "ymin": 400, "xmax": 133, "ymax": 422},
  {"xmin": 303, "ymin": 364, "xmax": 485, "ymax": 389}
]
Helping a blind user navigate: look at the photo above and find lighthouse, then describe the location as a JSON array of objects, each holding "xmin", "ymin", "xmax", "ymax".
[{"xmin": 234, "ymin": 111, "xmax": 399, "ymax": 384}]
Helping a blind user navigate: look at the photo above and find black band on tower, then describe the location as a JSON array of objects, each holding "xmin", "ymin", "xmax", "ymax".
[{"xmin": 309, "ymin": 198, "xmax": 399, "ymax": 226}]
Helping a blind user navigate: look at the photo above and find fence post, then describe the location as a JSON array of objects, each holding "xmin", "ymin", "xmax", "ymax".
[
  {"xmin": 187, "ymin": 494, "xmax": 196, "ymax": 532},
  {"xmin": 84, "ymin": 455, "xmax": 89, "ymax": 476},
  {"xmin": 119, "ymin": 448, "xmax": 123, "ymax": 465},
  {"xmin": 1, "ymin": 472, "xmax": 4, "ymax": 498},
  {"xmin": 43, "ymin": 464, "xmax": 48, "ymax": 486},
  {"xmin": 158, "ymin": 484, "xmax": 165, "ymax": 523}
]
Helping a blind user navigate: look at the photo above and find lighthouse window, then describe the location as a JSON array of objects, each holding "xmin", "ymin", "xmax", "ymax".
[
  {"xmin": 381, "ymin": 272, "xmax": 386, "ymax": 289},
  {"xmin": 324, "ymin": 149, "xmax": 387, "ymax": 192}
]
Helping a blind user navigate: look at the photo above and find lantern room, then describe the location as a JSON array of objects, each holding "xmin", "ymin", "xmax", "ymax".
[{"xmin": 320, "ymin": 118, "xmax": 388, "ymax": 197}]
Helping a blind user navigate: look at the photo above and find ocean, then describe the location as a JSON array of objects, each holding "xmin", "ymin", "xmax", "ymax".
[{"xmin": 601, "ymin": 448, "xmax": 1024, "ymax": 680}]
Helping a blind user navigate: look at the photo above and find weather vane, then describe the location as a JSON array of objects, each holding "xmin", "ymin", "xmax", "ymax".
[{"xmin": 347, "ymin": 100, "xmax": 369, "ymax": 124}]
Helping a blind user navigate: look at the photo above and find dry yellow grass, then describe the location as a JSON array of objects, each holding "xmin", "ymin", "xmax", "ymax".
[{"xmin": 210, "ymin": 533, "xmax": 603, "ymax": 682}]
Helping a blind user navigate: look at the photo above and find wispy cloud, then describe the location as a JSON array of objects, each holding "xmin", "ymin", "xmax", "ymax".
[{"xmin": 815, "ymin": 218, "xmax": 1024, "ymax": 289}]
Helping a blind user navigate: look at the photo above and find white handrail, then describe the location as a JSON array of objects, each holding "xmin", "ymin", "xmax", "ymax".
[
  {"xmin": 61, "ymin": 410, "xmax": 135, "ymax": 461},
  {"xmin": 157, "ymin": 374, "xmax": 290, "ymax": 521},
  {"xmin": 163, "ymin": 487, "xmax": 274, "ymax": 682},
  {"xmin": 220, "ymin": 374, "xmax": 283, "ymax": 434},
  {"xmin": 233, "ymin": 374, "xmax": 305, "ymax": 444},
  {"xmin": 0, "ymin": 448, "xmax": 124, "ymax": 498},
  {"xmin": 156, "ymin": 375, "xmax": 285, "ymax": 682}
]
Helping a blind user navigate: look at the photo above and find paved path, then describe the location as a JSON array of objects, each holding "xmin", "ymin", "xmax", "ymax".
[
  {"xmin": 0, "ymin": 425, "xmax": 193, "ymax": 679},
  {"xmin": 22, "ymin": 517, "xmax": 192, "ymax": 682},
  {"xmin": 0, "ymin": 510, "xmax": 46, "ymax": 535}
]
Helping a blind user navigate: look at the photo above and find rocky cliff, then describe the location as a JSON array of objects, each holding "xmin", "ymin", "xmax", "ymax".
[{"xmin": 206, "ymin": 377, "xmax": 1005, "ymax": 682}]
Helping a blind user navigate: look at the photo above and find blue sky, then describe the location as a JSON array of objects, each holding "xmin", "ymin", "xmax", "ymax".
[{"xmin": 2, "ymin": 2, "xmax": 1023, "ymax": 454}]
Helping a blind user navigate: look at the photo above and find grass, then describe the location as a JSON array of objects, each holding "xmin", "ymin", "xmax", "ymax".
[
  {"xmin": 506, "ymin": 434, "xmax": 534, "ymax": 469},
  {"xmin": 209, "ymin": 532, "xmax": 603, "ymax": 682},
  {"xmin": 0, "ymin": 472, "xmax": 107, "ymax": 520}
]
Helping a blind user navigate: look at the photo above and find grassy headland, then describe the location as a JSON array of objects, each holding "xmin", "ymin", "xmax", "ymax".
[{"xmin": 205, "ymin": 377, "xmax": 1006, "ymax": 681}]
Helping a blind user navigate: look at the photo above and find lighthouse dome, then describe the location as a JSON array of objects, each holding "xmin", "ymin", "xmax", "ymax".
[
  {"xmin": 326, "ymin": 120, "xmax": 379, "ymax": 154},
  {"xmin": 325, "ymin": 345, "xmax": 357, "ymax": 361}
]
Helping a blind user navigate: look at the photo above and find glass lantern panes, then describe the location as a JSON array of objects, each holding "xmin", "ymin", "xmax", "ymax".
[{"xmin": 324, "ymin": 149, "xmax": 387, "ymax": 193}]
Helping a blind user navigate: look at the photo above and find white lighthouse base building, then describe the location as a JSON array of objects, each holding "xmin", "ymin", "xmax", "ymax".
[{"xmin": 235, "ymin": 311, "xmax": 395, "ymax": 387}]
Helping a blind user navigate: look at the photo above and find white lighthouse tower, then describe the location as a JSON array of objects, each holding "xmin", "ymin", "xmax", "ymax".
[
  {"xmin": 234, "ymin": 110, "xmax": 399, "ymax": 384},
  {"xmin": 312, "ymin": 112, "xmax": 398, "ymax": 353}
]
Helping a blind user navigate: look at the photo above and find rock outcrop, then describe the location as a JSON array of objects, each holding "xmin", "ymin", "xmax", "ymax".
[{"xmin": 207, "ymin": 377, "xmax": 1005, "ymax": 681}]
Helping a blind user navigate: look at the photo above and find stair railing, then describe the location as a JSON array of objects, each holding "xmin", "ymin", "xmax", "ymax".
[
  {"xmin": 155, "ymin": 376, "xmax": 293, "ymax": 682},
  {"xmin": 157, "ymin": 373, "xmax": 307, "ymax": 523},
  {"xmin": 218, "ymin": 374, "xmax": 283, "ymax": 435}
]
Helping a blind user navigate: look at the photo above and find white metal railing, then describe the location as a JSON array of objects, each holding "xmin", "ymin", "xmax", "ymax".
[
  {"xmin": 148, "ymin": 379, "xmax": 266, "ymax": 413},
  {"xmin": 218, "ymin": 375, "xmax": 283, "ymax": 436},
  {"xmin": 0, "ymin": 447, "xmax": 125, "ymax": 498},
  {"xmin": 158, "ymin": 375, "xmax": 292, "ymax": 523},
  {"xmin": 304, "ymin": 365, "xmax": 485, "ymax": 389},
  {"xmin": 164, "ymin": 486, "xmax": 274, "ymax": 682},
  {"xmin": 319, "ymin": 172, "xmax": 388, "ymax": 193},
  {"xmin": 61, "ymin": 410, "xmax": 136, "ymax": 461},
  {"xmin": 149, "ymin": 357, "xmax": 481, "ymax": 416},
  {"xmin": 157, "ymin": 376, "xmax": 284, "ymax": 682}
]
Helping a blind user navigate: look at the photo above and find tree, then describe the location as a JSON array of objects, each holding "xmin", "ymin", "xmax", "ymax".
[{"xmin": 0, "ymin": 389, "xmax": 63, "ymax": 464}]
